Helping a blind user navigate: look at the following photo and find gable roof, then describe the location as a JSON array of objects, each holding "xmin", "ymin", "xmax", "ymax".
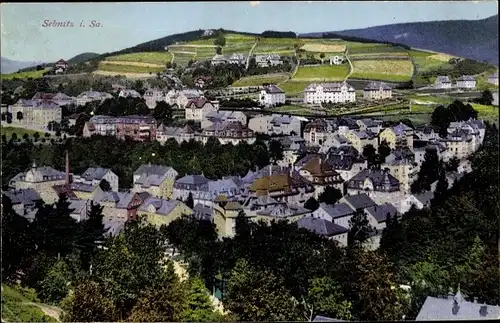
[
  {"xmin": 318, "ymin": 202, "xmax": 355, "ymax": 219},
  {"xmin": 2, "ymin": 189, "xmax": 42, "ymax": 205},
  {"xmin": 176, "ymin": 174, "xmax": 210, "ymax": 186},
  {"xmin": 365, "ymin": 203, "xmax": 400, "ymax": 223},
  {"xmin": 341, "ymin": 193, "xmax": 376, "ymax": 211},
  {"xmin": 416, "ymin": 295, "xmax": 500, "ymax": 321},
  {"xmin": 298, "ymin": 216, "xmax": 348, "ymax": 237},
  {"xmin": 263, "ymin": 84, "xmax": 285, "ymax": 94},
  {"xmin": 81, "ymin": 167, "xmax": 111, "ymax": 181}
]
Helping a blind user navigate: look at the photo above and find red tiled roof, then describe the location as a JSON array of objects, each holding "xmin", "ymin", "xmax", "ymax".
[
  {"xmin": 187, "ymin": 97, "xmax": 210, "ymax": 109},
  {"xmin": 52, "ymin": 184, "xmax": 78, "ymax": 200}
]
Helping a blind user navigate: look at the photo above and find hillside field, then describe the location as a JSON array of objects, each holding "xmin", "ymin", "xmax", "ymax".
[
  {"xmin": 293, "ymin": 64, "xmax": 350, "ymax": 81},
  {"xmin": 350, "ymin": 59, "xmax": 414, "ymax": 82},
  {"xmin": 232, "ymin": 73, "xmax": 289, "ymax": 87},
  {"xmin": 1, "ymin": 68, "xmax": 50, "ymax": 80},
  {"xmin": 97, "ymin": 61, "xmax": 163, "ymax": 74},
  {"xmin": 105, "ymin": 52, "xmax": 173, "ymax": 65},
  {"xmin": 278, "ymin": 81, "xmax": 311, "ymax": 96}
]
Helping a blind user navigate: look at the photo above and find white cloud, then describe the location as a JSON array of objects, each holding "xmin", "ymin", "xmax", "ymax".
[{"xmin": 250, "ymin": 1, "xmax": 260, "ymax": 7}]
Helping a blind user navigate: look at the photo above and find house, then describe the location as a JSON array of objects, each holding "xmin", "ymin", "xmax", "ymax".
[
  {"xmin": 344, "ymin": 129, "xmax": 378, "ymax": 153},
  {"xmin": 379, "ymin": 123, "xmax": 414, "ymax": 150},
  {"xmin": 297, "ymin": 216, "xmax": 349, "ymax": 246},
  {"xmin": 213, "ymin": 200, "xmax": 245, "ymax": 238},
  {"xmin": 137, "ymin": 197, "xmax": 193, "ymax": 227},
  {"xmin": 228, "ymin": 53, "xmax": 245, "ymax": 65},
  {"xmin": 193, "ymin": 203, "xmax": 213, "ymax": 221},
  {"xmin": 202, "ymin": 110, "xmax": 247, "ymax": 129},
  {"xmin": 247, "ymin": 168, "xmax": 315, "ymax": 205},
  {"xmin": 356, "ymin": 118, "xmax": 384, "ymax": 134},
  {"xmin": 399, "ymin": 190, "xmax": 434, "ymax": 214},
  {"xmin": 416, "ymin": 290, "xmax": 500, "ymax": 321},
  {"xmin": 83, "ymin": 115, "xmax": 156, "ymax": 141},
  {"xmin": 414, "ymin": 125, "xmax": 439, "ymax": 142},
  {"xmin": 325, "ymin": 146, "xmax": 367, "ymax": 181},
  {"xmin": 248, "ymin": 114, "xmax": 301, "ymax": 136},
  {"xmin": 319, "ymin": 133, "xmax": 350, "ymax": 153},
  {"xmin": 172, "ymin": 174, "xmax": 211, "ymax": 202},
  {"xmin": 487, "ymin": 72, "xmax": 498, "ymax": 86},
  {"xmin": 304, "ymin": 82, "xmax": 356, "ymax": 104},
  {"xmin": 363, "ymin": 203, "xmax": 400, "ymax": 249},
  {"xmin": 443, "ymin": 129, "xmax": 475, "ymax": 160},
  {"xmin": 9, "ymin": 161, "xmax": 67, "ymax": 204},
  {"xmin": 156, "ymin": 124, "xmax": 197, "ymax": 144},
  {"xmin": 259, "ymin": 84, "xmax": 286, "ymax": 107},
  {"xmin": 312, "ymin": 202, "xmax": 355, "ymax": 229},
  {"xmin": 133, "ymin": 164, "xmax": 178, "ymax": 199},
  {"xmin": 165, "ymin": 89, "xmax": 204, "ymax": 109},
  {"xmin": 303, "ymin": 118, "xmax": 337, "ymax": 146},
  {"xmin": 76, "ymin": 91, "xmax": 113, "ymax": 106},
  {"xmin": 297, "ymin": 155, "xmax": 344, "ymax": 198},
  {"xmin": 276, "ymin": 135, "xmax": 307, "ymax": 167},
  {"xmin": 31, "ymin": 92, "xmax": 75, "ymax": 106},
  {"xmin": 69, "ymin": 182, "xmax": 102, "ymax": 200},
  {"xmin": 435, "ymin": 76, "xmax": 452, "ymax": 89},
  {"xmin": 143, "ymin": 89, "xmax": 167, "ymax": 109},
  {"xmin": 493, "ymin": 91, "xmax": 499, "ymax": 107},
  {"xmin": 448, "ymin": 118, "xmax": 485, "ymax": 148},
  {"xmin": 67, "ymin": 199, "xmax": 93, "ymax": 222},
  {"xmin": 54, "ymin": 59, "xmax": 68, "ymax": 74},
  {"xmin": 363, "ymin": 82, "xmax": 392, "ymax": 100},
  {"xmin": 2, "ymin": 188, "xmax": 42, "ymax": 219},
  {"xmin": 329, "ymin": 56, "xmax": 344, "ymax": 65},
  {"xmin": 72, "ymin": 167, "xmax": 119, "ymax": 192},
  {"xmin": 211, "ymin": 54, "xmax": 229, "ymax": 66},
  {"xmin": 255, "ymin": 54, "xmax": 283, "ymax": 67},
  {"xmin": 199, "ymin": 121, "xmax": 256, "ymax": 145},
  {"xmin": 185, "ymin": 97, "xmax": 218, "ymax": 122},
  {"xmin": 381, "ymin": 149, "xmax": 418, "ymax": 193},
  {"xmin": 9, "ymin": 99, "xmax": 62, "ymax": 128},
  {"xmin": 456, "ymin": 75, "xmax": 476, "ymax": 89},
  {"xmin": 345, "ymin": 169, "xmax": 402, "ymax": 206},
  {"xmin": 118, "ymin": 89, "xmax": 141, "ymax": 98},
  {"xmin": 194, "ymin": 76, "xmax": 213, "ymax": 89},
  {"xmin": 339, "ymin": 193, "xmax": 377, "ymax": 213},
  {"xmin": 414, "ymin": 141, "xmax": 448, "ymax": 166},
  {"xmin": 255, "ymin": 202, "xmax": 312, "ymax": 223}
]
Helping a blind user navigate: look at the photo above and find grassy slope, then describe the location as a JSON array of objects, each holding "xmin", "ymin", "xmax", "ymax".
[
  {"xmin": 350, "ymin": 59, "xmax": 413, "ymax": 82},
  {"xmin": 1, "ymin": 68, "xmax": 50, "ymax": 80},
  {"xmin": 97, "ymin": 62, "xmax": 163, "ymax": 73},
  {"xmin": 232, "ymin": 73, "xmax": 289, "ymax": 87},
  {"xmin": 1, "ymin": 126, "xmax": 53, "ymax": 138},
  {"xmin": 1, "ymin": 284, "xmax": 60, "ymax": 322},
  {"xmin": 105, "ymin": 52, "xmax": 173, "ymax": 65},
  {"xmin": 293, "ymin": 64, "xmax": 350, "ymax": 81}
]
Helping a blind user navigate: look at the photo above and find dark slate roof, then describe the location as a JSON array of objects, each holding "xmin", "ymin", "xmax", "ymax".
[
  {"xmin": 364, "ymin": 81, "xmax": 392, "ymax": 91},
  {"xmin": 2, "ymin": 189, "xmax": 42, "ymax": 205},
  {"xmin": 263, "ymin": 84, "xmax": 285, "ymax": 94},
  {"xmin": 319, "ymin": 202, "xmax": 355, "ymax": 219},
  {"xmin": 436, "ymin": 75, "xmax": 451, "ymax": 83},
  {"xmin": 348, "ymin": 169, "xmax": 400, "ymax": 187},
  {"xmin": 81, "ymin": 167, "xmax": 111, "ymax": 181},
  {"xmin": 176, "ymin": 174, "xmax": 210, "ymax": 185},
  {"xmin": 341, "ymin": 193, "xmax": 376, "ymax": 210},
  {"xmin": 134, "ymin": 164, "xmax": 175, "ymax": 176},
  {"xmin": 457, "ymin": 75, "xmax": 476, "ymax": 81},
  {"xmin": 365, "ymin": 203, "xmax": 400, "ymax": 223},
  {"xmin": 298, "ymin": 216, "xmax": 348, "ymax": 237},
  {"xmin": 414, "ymin": 191, "xmax": 434, "ymax": 205},
  {"xmin": 416, "ymin": 294, "xmax": 500, "ymax": 321}
]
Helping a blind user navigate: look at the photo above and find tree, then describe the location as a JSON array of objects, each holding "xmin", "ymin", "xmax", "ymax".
[
  {"xmin": 213, "ymin": 34, "xmax": 226, "ymax": 47},
  {"xmin": 11, "ymin": 132, "xmax": 17, "ymax": 140},
  {"xmin": 182, "ymin": 278, "xmax": 221, "ymax": 322},
  {"xmin": 225, "ymin": 259, "xmax": 301, "ymax": 321},
  {"xmin": 377, "ymin": 140, "xmax": 391, "ymax": 163},
  {"xmin": 411, "ymin": 148, "xmax": 441, "ymax": 194},
  {"xmin": 305, "ymin": 276, "xmax": 352, "ymax": 321},
  {"xmin": 319, "ymin": 52, "xmax": 326, "ymax": 63},
  {"xmin": 318, "ymin": 186, "xmax": 342, "ymax": 205},
  {"xmin": 473, "ymin": 90, "xmax": 494, "ymax": 105},
  {"xmin": 99, "ymin": 179, "xmax": 111, "ymax": 192},
  {"xmin": 16, "ymin": 111, "xmax": 23, "ymax": 122},
  {"xmin": 400, "ymin": 118, "xmax": 414, "ymax": 129},
  {"xmin": 185, "ymin": 192, "xmax": 194, "ymax": 209},
  {"xmin": 431, "ymin": 167, "xmax": 448, "ymax": 206},
  {"xmin": 44, "ymin": 132, "xmax": 50, "ymax": 138},
  {"xmin": 37, "ymin": 260, "xmax": 72, "ymax": 304},
  {"xmin": 362, "ymin": 144, "xmax": 377, "ymax": 168},
  {"xmin": 153, "ymin": 101, "xmax": 173, "ymax": 121},
  {"xmin": 136, "ymin": 102, "xmax": 150, "ymax": 116},
  {"xmin": 347, "ymin": 211, "xmax": 373, "ymax": 247},
  {"xmin": 6, "ymin": 112, "xmax": 12, "ymax": 124},
  {"xmin": 268, "ymin": 139, "xmax": 284, "ymax": 164},
  {"xmin": 33, "ymin": 132, "xmax": 40, "ymax": 142},
  {"xmin": 445, "ymin": 156, "xmax": 460, "ymax": 172},
  {"xmin": 304, "ymin": 197, "xmax": 320, "ymax": 211},
  {"xmin": 63, "ymin": 280, "xmax": 118, "ymax": 322},
  {"xmin": 215, "ymin": 46, "xmax": 222, "ymax": 55},
  {"xmin": 23, "ymin": 133, "xmax": 30, "ymax": 141}
]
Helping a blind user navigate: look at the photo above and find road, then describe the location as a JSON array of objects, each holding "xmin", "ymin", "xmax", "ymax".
[
  {"xmin": 245, "ymin": 42, "xmax": 258, "ymax": 70},
  {"xmin": 344, "ymin": 50, "xmax": 354, "ymax": 82}
]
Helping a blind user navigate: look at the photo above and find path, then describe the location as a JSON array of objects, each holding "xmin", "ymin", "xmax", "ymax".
[
  {"xmin": 278, "ymin": 58, "xmax": 300, "ymax": 86},
  {"xmin": 170, "ymin": 51, "xmax": 175, "ymax": 64},
  {"xmin": 245, "ymin": 42, "xmax": 258, "ymax": 70},
  {"xmin": 344, "ymin": 50, "xmax": 354, "ymax": 82},
  {"xmin": 21, "ymin": 302, "xmax": 62, "ymax": 322}
]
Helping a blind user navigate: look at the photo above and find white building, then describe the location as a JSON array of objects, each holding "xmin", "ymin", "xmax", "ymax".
[
  {"xmin": 248, "ymin": 114, "xmax": 301, "ymax": 135},
  {"xmin": 166, "ymin": 89, "xmax": 204, "ymax": 109},
  {"xmin": 493, "ymin": 91, "xmax": 499, "ymax": 106},
  {"xmin": 259, "ymin": 84, "xmax": 286, "ymax": 107},
  {"xmin": 72, "ymin": 167, "xmax": 120, "ymax": 192},
  {"xmin": 329, "ymin": 55, "xmax": 344, "ymax": 65},
  {"xmin": 211, "ymin": 54, "xmax": 228, "ymax": 66},
  {"xmin": 185, "ymin": 98, "xmax": 218, "ymax": 122},
  {"xmin": 76, "ymin": 91, "xmax": 113, "ymax": 106},
  {"xmin": 255, "ymin": 54, "xmax": 283, "ymax": 67},
  {"xmin": 118, "ymin": 89, "xmax": 141, "ymax": 98},
  {"xmin": 143, "ymin": 89, "xmax": 168, "ymax": 109},
  {"xmin": 9, "ymin": 99, "xmax": 62, "ymax": 128},
  {"xmin": 487, "ymin": 72, "xmax": 498, "ymax": 86},
  {"xmin": 455, "ymin": 75, "xmax": 476, "ymax": 89},
  {"xmin": 303, "ymin": 82, "xmax": 356, "ymax": 104},
  {"xmin": 229, "ymin": 53, "xmax": 246, "ymax": 65},
  {"xmin": 434, "ymin": 76, "xmax": 452, "ymax": 89},
  {"xmin": 363, "ymin": 82, "xmax": 392, "ymax": 100}
]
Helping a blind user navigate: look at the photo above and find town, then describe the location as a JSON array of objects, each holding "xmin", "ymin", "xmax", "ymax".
[{"xmin": 1, "ymin": 2, "xmax": 499, "ymax": 323}]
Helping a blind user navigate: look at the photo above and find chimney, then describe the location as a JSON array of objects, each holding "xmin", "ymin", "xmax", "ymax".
[{"xmin": 65, "ymin": 150, "xmax": 70, "ymax": 185}]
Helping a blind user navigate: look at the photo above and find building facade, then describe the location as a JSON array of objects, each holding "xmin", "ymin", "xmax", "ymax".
[
  {"xmin": 363, "ymin": 82, "xmax": 392, "ymax": 100},
  {"xmin": 304, "ymin": 82, "xmax": 356, "ymax": 104},
  {"xmin": 259, "ymin": 84, "xmax": 286, "ymax": 107},
  {"xmin": 9, "ymin": 99, "xmax": 62, "ymax": 128},
  {"xmin": 83, "ymin": 115, "xmax": 157, "ymax": 141}
]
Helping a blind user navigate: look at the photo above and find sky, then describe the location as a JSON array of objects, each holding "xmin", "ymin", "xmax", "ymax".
[{"xmin": 1, "ymin": 1, "xmax": 498, "ymax": 62}]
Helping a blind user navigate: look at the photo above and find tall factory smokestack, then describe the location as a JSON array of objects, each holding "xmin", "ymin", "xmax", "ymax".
[{"xmin": 65, "ymin": 150, "xmax": 70, "ymax": 185}]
